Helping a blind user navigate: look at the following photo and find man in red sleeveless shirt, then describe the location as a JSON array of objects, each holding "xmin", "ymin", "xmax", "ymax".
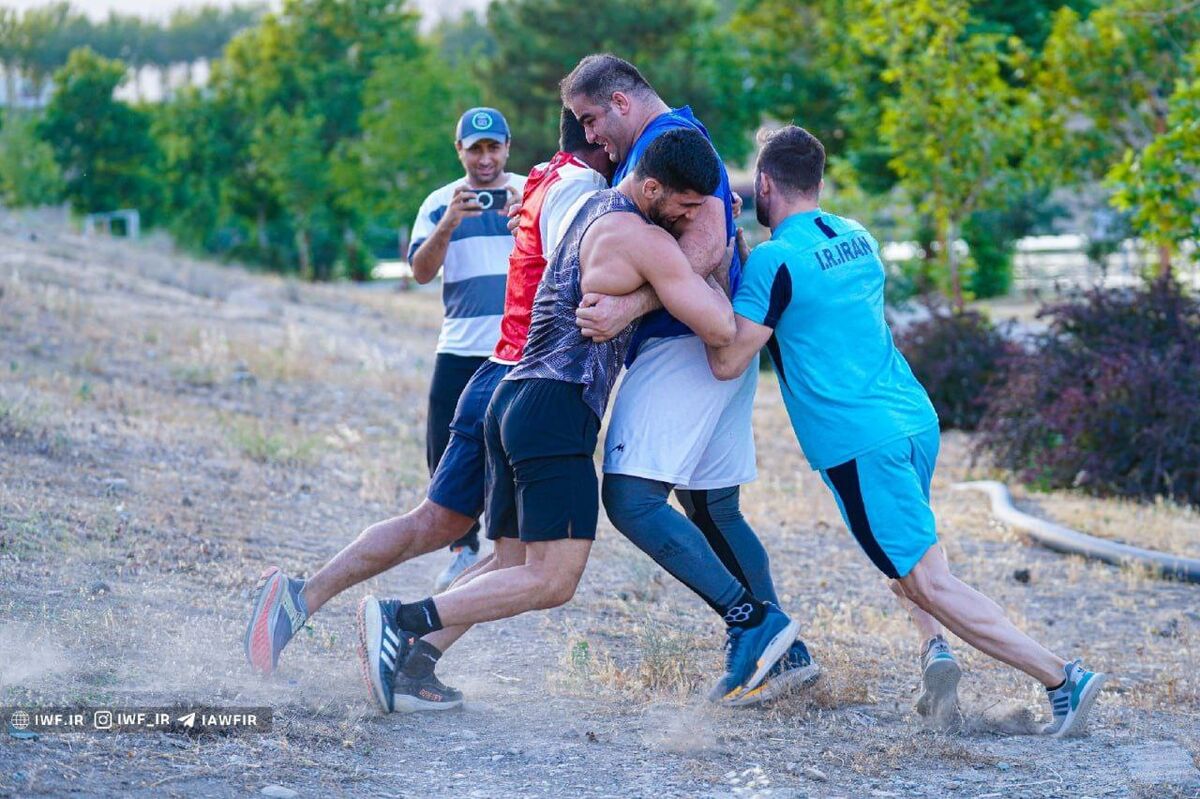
[{"xmin": 244, "ymin": 111, "xmax": 612, "ymax": 709}]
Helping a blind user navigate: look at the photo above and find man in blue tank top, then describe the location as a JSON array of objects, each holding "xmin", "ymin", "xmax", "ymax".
[
  {"xmin": 358, "ymin": 130, "xmax": 803, "ymax": 712},
  {"xmin": 707, "ymin": 125, "xmax": 1106, "ymax": 736},
  {"xmin": 563, "ymin": 54, "xmax": 817, "ymax": 704}
]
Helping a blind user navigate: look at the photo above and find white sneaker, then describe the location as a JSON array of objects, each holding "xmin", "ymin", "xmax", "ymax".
[{"xmin": 433, "ymin": 546, "xmax": 479, "ymax": 593}]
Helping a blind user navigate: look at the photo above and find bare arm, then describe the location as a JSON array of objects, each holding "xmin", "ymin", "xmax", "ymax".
[
  {"xmin": 575, "ymin": 285, "xmax": 661, "ymax": 341},
  {"xmin": 676, "ymin": 195, "xmax": 728, "ymax": 278},
  {"xmin": 707, "ymin": 315, "xmax": 772, "ymax": 381},
  {"xmin": 410, "ymin": 185, "xmax": 484, "ymax": 284},
  {"xmin": 628, "ymin": 228, "xmax": 735, "ymax": 347},
  {"xmin": 575, "ymin": 195, "xmax": 728, "ymax": 341}
]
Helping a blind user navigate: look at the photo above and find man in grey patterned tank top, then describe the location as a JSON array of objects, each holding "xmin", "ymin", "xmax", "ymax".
[{"xmin": 361, "ymin": 130, "xmax": 804, "ymax": 708}]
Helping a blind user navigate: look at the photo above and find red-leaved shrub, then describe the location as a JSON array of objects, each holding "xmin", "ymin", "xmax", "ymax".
[
  {"xmin": 977, "ymin": 278, "xmax": 1200, "ymax": 505},
  {"xmin": 894, "ymin": 306, "xmax": 1016, "ymax": 431}
]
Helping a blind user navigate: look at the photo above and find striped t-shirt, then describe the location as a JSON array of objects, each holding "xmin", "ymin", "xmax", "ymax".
[{"xmin": 408, "ymin": 173, "xmax": 528, "ymax": 356}]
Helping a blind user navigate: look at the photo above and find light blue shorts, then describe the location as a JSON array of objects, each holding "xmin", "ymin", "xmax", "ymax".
[{"xmin": 819, "ymin": 425, "xmax": 940, "ymax": 579}]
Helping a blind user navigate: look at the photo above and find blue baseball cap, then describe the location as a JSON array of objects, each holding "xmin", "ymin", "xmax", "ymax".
[{"xmin": 456, "ymin": 107, "xmax": 510, "ymax": 148}]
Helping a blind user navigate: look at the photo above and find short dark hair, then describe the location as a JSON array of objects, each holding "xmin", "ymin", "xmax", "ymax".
[
  {"xmin": 560, "ymin": 53, "xmax": 656, "ymax": 105},
  {"xmin": 633, "ymin": 128, "xmax": 721, "ymax": 196},
  {"xmin": 756, "ymin": 125, "xmax": 825, "ymax": 198},
  {"xmin": 559, "ymin": 105, "xmax": 601, "ymax": 154}
]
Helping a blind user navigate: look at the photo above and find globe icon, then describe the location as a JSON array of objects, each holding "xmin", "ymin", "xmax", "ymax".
[{"xmin": 10, "ymin": 710, "xmax": 30, "ymax": 730}]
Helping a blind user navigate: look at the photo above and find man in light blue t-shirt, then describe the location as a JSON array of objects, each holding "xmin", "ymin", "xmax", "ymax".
[{"xmin": 707, "ymin": 125, "xmax": 1106, "ymax": 737}]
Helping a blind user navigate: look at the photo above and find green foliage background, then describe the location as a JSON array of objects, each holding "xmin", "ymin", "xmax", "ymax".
[{"xmin": 0, "ymin": 0, "xmax": 1196, "ymax": 285}]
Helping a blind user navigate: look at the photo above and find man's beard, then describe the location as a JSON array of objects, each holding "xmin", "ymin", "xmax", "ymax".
[
  {"xmin": 646, "ymin": 195, "xmax": 682, "ymax": 235},
  {"xmin": 755, "ymin": 187, "xmax": 769, "ymax": 227}
]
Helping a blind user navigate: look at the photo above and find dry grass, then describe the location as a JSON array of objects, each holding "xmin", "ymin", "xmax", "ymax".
[
  {"xmin": 1016, "ymin": 489, "xmax": 1200, "ymax": 560},
  {"xmin": 223, "ymin": 415, "xmax": 323, "ymax": 466}
]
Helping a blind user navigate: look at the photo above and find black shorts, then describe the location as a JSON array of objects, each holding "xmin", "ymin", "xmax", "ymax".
[
  {"xmin": 484, "ymin": 378, "xmax": 601, "ymax": 542},
  {"xmin": 427, "ymin": 360, "xmax": 512, "ymax": 519}
]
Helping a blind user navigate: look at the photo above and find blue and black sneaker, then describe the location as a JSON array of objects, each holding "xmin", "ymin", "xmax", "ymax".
[
  {"xmin": 1043, "ymin": 659, "xmax": 1106, "ymax": 738},
  {"xmin": 916, "ymin": 634, "xmax": 962, "ymax": 728},
  {"xmin": 715, "ymin": 604, "xmax": 801, "ymax": 704},
  {"xmin": 393, "ymin": 671, "xmax": 465, "ymax": 713},
  {"xmin": 725, "ymin": 639, "xmax": 821, "ymax": 707},
  {"xmin": 244, "ymin": 566, "xmax": 309, "ymax": 675},
  {"xmin": 356, "ymin": 596, "xmax": 412, "ymax": 713}
]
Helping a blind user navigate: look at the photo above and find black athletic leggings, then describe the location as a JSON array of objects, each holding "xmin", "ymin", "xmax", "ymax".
[
  {"xmin": 427, "ymin": 352, "xmax": 486, "ymax": 550},
  {"xmin": 602, "ymin": 474, "xmax": 780, "ymax": 616}
]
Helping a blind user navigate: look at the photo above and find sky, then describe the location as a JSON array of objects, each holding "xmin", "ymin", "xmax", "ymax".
[{"xmin": 1, "ymin": 0, "xmax": 489, "ymax": 22}]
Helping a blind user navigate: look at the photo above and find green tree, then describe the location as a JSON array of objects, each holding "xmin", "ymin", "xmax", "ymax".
[
  {"xmin": 0, "ymin": 111, "xmax": 63, "ymax": 206},
  {"xmin": 252, "ymin": 106, "xmax": 329, "ymax": 278},
  {"xmin": 1038, "ymin": 0, "xmax": 1200, "ymax": 277},
  {"xmin": 430, "ymin": 9, "xmax": 496, "ymax": 68},
  {"xmin": 1108, "ymin": 45, "xmax": 1200, "ymax": 266},
  {"xmin": 850, "ymin": 0, "xmax": 1037, "ymax": 307},
  {"xmin": 1039, "ymin": 1, "xmax": 1200, "ymax": 180},
  {"xmin": 484, "ymin": 0, "xmax": 755, "ymax": 168},
  {"xmin": 727, "ymin": 0, "xmax": 842, "ymax": 156},
  {"xmin": 350, "ymin": 47, "xmax": 477, "ymax": 247},
  {"xmin": 153, "ymin": 86, "xmax": 242, "ymax": 250},
  {"xmin": 37, "ymin": 47, "xmax": 160, "ymax": 217},
  {"xmin": 17, "ymin": 4, "xmax": 93, "ymax": 101},
  {"xmin": 0, "ymin": 8, "xmax": 19, "ymax": 107},
  {"xmin": 204, "ymin": 0, "xmax": 424, "ymax": 276}
]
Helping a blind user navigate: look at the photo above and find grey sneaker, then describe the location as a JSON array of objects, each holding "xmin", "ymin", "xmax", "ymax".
[
  {"xmin": 434, "ymin": 546, "xmax": 479, "ymax": 593},
  {"xmin": 916, "ymin": 634, "xmax": 962, "ymax": 728},
  {"xmin": 393, "ymin": 671, "xmax": 464, "ymax": 712},
  {"xmin": 244, "ymin": 566, "xmax": 308, "ymax": 674},
  {"xmin": 1043, "ymin": 659, "xmax": 1106, "ymax": 738}
]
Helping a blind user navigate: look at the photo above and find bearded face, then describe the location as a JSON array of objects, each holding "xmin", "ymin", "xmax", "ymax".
[{"xmin": 755, "ymin": 172, "xmax": 770, "ymax": 228}]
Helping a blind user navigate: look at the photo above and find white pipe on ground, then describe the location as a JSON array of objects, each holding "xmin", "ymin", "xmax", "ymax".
[{"xmin": 953, "ymin": 481, "xmax": 1200, "ymax": 584}]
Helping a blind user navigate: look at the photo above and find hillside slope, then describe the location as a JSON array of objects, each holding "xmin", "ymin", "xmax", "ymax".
[{"xmin": 1, "ymin": 211, "xmax": 1197, "ymax": 798}]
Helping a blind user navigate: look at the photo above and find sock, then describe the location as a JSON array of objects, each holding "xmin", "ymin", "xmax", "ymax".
[
  {"xmin": 402, "ymin": 639, "xmax": 442, "ymax": 679},
  {"xmin": 1047, "ymin": 678, "xmax": 1066, "ymax": 692},
  {"xmin": 722, "ymin": 589, "xmax": 767, "ymax": 629},
  {"xmin": 398, "ymin": 597, "xmax": 443, "ymax": 637}
]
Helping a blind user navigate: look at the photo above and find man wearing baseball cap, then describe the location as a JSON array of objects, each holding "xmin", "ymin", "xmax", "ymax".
[{"xmin": 409, "ymin": 107, "xmax": 526, "ymax": 590}]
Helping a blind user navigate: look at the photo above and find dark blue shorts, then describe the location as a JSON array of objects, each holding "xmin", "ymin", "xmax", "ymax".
[
  {"xmin": 427, "ymin": 360, "xmax": 512, "ymax": 519},
  {"xmin": 484, "ymin": 377, "xmax": 601, "ymax": 542}
]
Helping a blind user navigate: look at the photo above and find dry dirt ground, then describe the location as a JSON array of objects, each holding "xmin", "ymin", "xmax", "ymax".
[{"xmin": 1, "ymin": 211, "xmax": 1198, "ymax": 799}]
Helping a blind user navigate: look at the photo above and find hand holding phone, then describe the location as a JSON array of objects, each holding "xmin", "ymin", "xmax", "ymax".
[{"xmin": 472, "ymin": 188, "xmax": 509, "ymax": 212}]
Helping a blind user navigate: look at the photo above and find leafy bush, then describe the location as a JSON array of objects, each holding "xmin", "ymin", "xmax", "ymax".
[
  {"xmin": 978, "ymin": 278, "xmax": 1200, "ymax": 505},
  {"xmin": 0, "ymin": 111, "xmax": 64, "ymax": 207},
  {"xmin": 894, "ymin": 306, "xmax": 1015, "ymax": 430}
]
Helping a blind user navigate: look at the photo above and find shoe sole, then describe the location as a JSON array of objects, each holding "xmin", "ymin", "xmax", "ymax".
[
  {"xmin": 355, "ymin": 596, "xmax": 392, "ymax": 713},
  {"xmin": 727, "ymin": 662, "xmax": 821, "ymax": 707},
  {"xmin": 918, "ymin": 658, "xmax": 962, "ymax": 728},
  {"xmin": 1052, "ymin": 672, "xmax": 1107, "ymax": 738},
  {"xmin": 245, "ymin": 567, "xmax": 284, "ymax": 674},
  {"xmin": 725, "ymin": 619, "xmax": 802, "ymax": 702},
  {"xmin": 393, "ymin": 693, "xmax": 464, "ymax": 713}
]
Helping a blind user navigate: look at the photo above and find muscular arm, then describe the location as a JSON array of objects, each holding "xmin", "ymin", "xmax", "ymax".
[
  {"xmin": 624, "ymin": 227, "xmax": 735, "ymax": 347},
  {"xmin": 676, "ymin": 195, "xmax": 728, "ymax": 279},
  {"xmin": 707, "ymin": 315, "xmax": 772, "ymax": 380},
  {"xmin": 574, "ymin": 195, "xmax": 727, "ymax": 340}
]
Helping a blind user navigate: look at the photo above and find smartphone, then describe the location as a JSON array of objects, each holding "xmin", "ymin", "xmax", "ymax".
[{"xmin": 471, "ymin": 188, "xmax": 509, "ymax": 212}]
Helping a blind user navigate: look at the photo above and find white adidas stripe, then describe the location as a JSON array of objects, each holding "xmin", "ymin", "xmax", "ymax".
[
  {"xmin": 382, "ymin": 638, "xmax": 396, "ymax": 658},
  {"xmin": 384, "ymin": 627, "xmax": 400, "ymax": 645}
]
